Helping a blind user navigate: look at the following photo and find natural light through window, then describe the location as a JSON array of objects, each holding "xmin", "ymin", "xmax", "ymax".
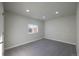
[{"xmin": 28, "ymin": 24, "xmax": 38, "ymax": 34}]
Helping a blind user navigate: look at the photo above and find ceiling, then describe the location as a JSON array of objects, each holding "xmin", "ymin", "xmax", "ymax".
[{"xmin": 4, "ymin": 2, "xmax": 77, "ymax": 20}]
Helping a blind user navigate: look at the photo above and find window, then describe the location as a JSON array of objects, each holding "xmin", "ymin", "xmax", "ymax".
[{"xmin": 28, "ymin": 24, "xmax": 38, "ymax": 34}]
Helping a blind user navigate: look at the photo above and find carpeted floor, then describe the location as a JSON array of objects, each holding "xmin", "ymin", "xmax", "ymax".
[{"xmin": 4, "ymin": 38, "xmax": 77, "ymax": 56}]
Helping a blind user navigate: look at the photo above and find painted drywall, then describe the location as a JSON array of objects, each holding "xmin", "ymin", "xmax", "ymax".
[
  {"xmin": 4, "ymin": 12, "xmax": 44, "ymax": 49},
  {"xmin": 0, "ymin": 2, "xmax": 4, "ymax": 42},
  {"xmin": 45, "ymin": 15, "xmax": 76, "ymax": 45},
  {"xmin": 76, "ymin": 3, "xmax": 79, "ymax": 56},
  {"xmin": 0, "ymin": 2, "xmax": 4, "ymax": 56}
]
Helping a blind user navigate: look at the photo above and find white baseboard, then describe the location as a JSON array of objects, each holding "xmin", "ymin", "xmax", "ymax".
[
  {"xmin": 44, "ymin": 37, "xmax": 76, "ymax": 45},
  {"xmin": 5, "ymin": 38, "xmax": 43, "ymax": 50},
  {"xmin": 5, "ymin": 37, "xmax": 76, "ymax": 50}
]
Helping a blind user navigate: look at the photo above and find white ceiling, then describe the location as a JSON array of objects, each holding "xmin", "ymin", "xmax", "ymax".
[{"xmin": 4, "ymin": 2, "xmax": 77, "ymax": 20}]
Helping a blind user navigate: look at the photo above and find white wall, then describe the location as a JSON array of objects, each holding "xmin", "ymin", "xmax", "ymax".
[
  {"xmin": 4, "ymin": 12, "xmax": 44, "ymax": 49},
  {"xmin": 0, "ymin": 2, "xmax": 4, "ymax": 56},
  {"xmin": 4, "ymin": 10, "xmax": 77, "ymax": 50},
  {"xmin": 0, "ymin": 2, "xmax": 4, "ymax": 42},
  {"xmin": 45, "ymin": 15, "xmax": 76, "ymax": 45},
  {"xmin": 76, "ymin": 3, "xmax": 79, "ymax": 56}
]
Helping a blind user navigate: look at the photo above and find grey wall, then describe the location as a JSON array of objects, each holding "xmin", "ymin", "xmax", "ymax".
[
  {"xmin": 0, "ymin": 2, "xmax": 4, "ymax": 42},
  {"xmin": 45, "ymin": 15, "xmax": 76, "ymax": 45},
  {"xmin": 76, "ymin": 3, "xmax": 79, "ymax": 56},
  {"xmin": 0, "ymin": 2, "xmax": 4, "ymax": 56},
  {"xmin": 4, "ymin": 7, "xmax": 77, "ymax": 50},
  {"xmin": 4, "ymin": 12, "xmax": 44, "ymax": 49},
  {"xmin": 4, "ymin": 11, "xmax": 76, "ymax": 50}
]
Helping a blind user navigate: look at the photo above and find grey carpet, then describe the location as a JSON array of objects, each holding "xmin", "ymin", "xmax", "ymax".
[{"xmin": 4, "ymin": 38, "xmax": 77, "ymax": 56}]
